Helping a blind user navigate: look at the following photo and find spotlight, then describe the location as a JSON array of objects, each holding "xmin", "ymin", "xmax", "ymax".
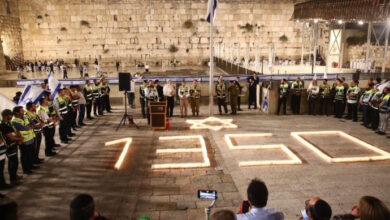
[
  {"xmin": 358, "ymin": 20, "xmax": 364, "ymax": 25},
  {"xmin": 338, "ymin": 20, "xmax": 343, "ymax": 24},
  {"xmin": 314, "ymin": 19, "xmax": 318, "ymax": 24}
]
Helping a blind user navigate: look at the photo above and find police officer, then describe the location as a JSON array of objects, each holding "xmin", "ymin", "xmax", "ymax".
[
  {"xmin": 98, "ymin": 80, "xmax": 106, "ymax": 115},
  {"xmin": 83, "ymin": 80, "xmax": 93, "ymax": 120},
  {"xmin": 37, "ymin": 98, "xmax": 57, "ymax": 156},
  {"xmin": 70, "ymin": 86, "xmax": 80, "ymax": 129},
  {"xmin": 190, "ymin": 80, "xmax": 201, "ymax": 116},
  {"xmin": 44, "ymin": 91, "xmax": 60, "ymax": 148},
  {"xmin": 92, "ymin": 80, "xmax": 101, "ymax": 117},
  {"xmin": 377, "ymin": 87, "xmax": 390, "ymax": 135},
  {"xmin": 178, "ymin": 80, "xmax": 190, "ymax": 118},
  {"xmin": 360, "ymin": 83, "xmax": 375, "ymax": 127},
  {"xmin": 1, "ymin": 109, "xmax": 23, "ymax": 186},
  {"xmin": 277, "ymin": 79, "xmax": 289, "ymax": 115},
  {"xmin": 100, "ymin": 79, "xmax": 111, "ymax": 113},
  {"xmin": 369, "ymin": 87, "xmax": 382, "ymax": 131},
  {"xmin": 144, "ymin": 80, "xmax": 159, "ymax": 124},
  {"xmin": 291, "ymin": 77, "xmax": 304, "ymax": 114},
  {"xmin": 11, "ymin": 106, "xmax": 38, "ymax": 175},
  {"xmin": 333, "ymin": 78, "xmax": 345, "ymax": 118},
  {"xmin": 307, "ymin": 80, "xmax": 319, "ymax": 116},
  {"xmin": 216, "ymin": 80, "xmax": 228, "ymax": 115},
  {"xmin": 155, "ymin": 80, "xmax": 164, "ymax": 102},
  {"xmin": 345, "ymin": 80, "xmax": 360, "ymax": 122},
  {"xmin": 54, "ymin": 88, "xmax": 71, "ymax": 144},
  {"xmin": 228, "ymin": 81, "xmax": 239, "ymax": 115},
  {"xmin": 25, "ymin": 102, "xmax": 45, "ymax": 163},
  {"xmin": 319, "ymin": 79, "xmax": 331, "ymax": 116},
  {"xmin": 139, "ymin": 80, "xmax": 147, "ymax": 118},
  {"xmin": 248, "ymin": 78, "xmax": 257, "ymax": 109}
]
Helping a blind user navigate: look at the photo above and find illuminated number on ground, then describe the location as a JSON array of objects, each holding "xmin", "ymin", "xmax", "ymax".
[
  {"xmin": 151, "ymin": 135, "xmax": 211, "ymax": 169},
  {"xmin": 105, "ymin": 138, "xmax": 133, "ymax": 170},
  {"xmin": 224, "ymin": 133, "xmax": 302, "ymax": 167},
  {"xmin": 291, "ymin": 131, "xmax": 390, "ymax": 163}
]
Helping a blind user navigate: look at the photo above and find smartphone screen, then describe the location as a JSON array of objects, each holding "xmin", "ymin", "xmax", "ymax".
[
  {"xmin": 241, "ymin": 200, "xmax": 250, "ymax": 213},
  {"xmin": 198, "ymin": 190, "xmax": 217, "ymax": 200}
]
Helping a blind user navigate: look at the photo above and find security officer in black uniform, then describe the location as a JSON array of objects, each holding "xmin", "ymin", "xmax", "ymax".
[
  {"xmin": 54, "ymin": 88, "xmax": 71, "ymax": 144},
  {"xmin": 216, "ymin": 80, "xmax": 228, "ymax": 115},
  {"xmin": 291, "ymin": 77, "xmax": 304, "ymax": 114},
  {"xmin": 277, "ymin": 79, "xmax": 289, "ymax": 115},
  {"xmin": 25, "ymin": 102, "xmax": 45, "ymax": 163},
  {"xmin": 83, "ymin": 80, "xmax": 94, "ymax": 120},
  {"xmin": 92, "ymin": 80, "xmax": 101, "ymax": 116},
  {"xmin": 144, "ymin": 80, "xmax": 159, "ymax": 124},
  {"xmin": 139, "ymin": 80, "xmax": 148, "ymax": 118}
]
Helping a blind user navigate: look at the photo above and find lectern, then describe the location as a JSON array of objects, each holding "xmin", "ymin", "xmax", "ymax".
[{"xmin": 149, "ymin": 101, "xmax": 167, "ymax": 130}]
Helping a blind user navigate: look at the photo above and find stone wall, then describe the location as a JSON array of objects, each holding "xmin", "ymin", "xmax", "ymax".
[
  {"xmin": 0, "ymin": 0, "xmax": 23, "ymax": 70},
  {"xmin": 18, "ymin": 0, "xmax": 303, "ymax": 67}
]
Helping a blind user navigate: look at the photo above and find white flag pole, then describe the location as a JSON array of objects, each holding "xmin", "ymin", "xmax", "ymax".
[{"xmin": 209, "ymin": 0, "xmax": 215, "ymax": 116}]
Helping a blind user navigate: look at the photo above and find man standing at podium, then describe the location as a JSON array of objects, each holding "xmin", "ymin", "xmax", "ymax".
[
  {"xmin": 178, "ymin": 80, "xmax": 190, "ymax": 118},
  {"xmin": 145, "ymin": 80, "xmax": 159, "ymax": 125},
  {"xmin": 190, "ymin": 80, "xmax": 201, "ymax": 117}
]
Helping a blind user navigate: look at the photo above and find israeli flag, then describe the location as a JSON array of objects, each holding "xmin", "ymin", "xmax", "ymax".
[
  {"xmin": 0, "ymin": 93, "xmax": 16, "ymax": 119},
  {"xmin": 206, "ymin": 0, "xmax": 218, "ymax": 23},
  {"xmin": 18, "ymin": 84, "xmax": 45, "ymax": 106},
  {"xmin": 377, "ymin": 81, "xmax": 390, "ymax": 92},
  {"xmin": 48, "ymin": 74, "xmax": 62, "ymax": 100}
]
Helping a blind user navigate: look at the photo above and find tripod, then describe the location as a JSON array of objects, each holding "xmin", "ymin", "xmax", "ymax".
[{"xmin": 116, "ymin": 91, "xmax": 138, "ymax": 131}]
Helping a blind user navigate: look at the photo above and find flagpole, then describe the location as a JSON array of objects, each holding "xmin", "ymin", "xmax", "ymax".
[{"xmin": 209, "ymin": 0, "xmax": 214, "ymax": 116}]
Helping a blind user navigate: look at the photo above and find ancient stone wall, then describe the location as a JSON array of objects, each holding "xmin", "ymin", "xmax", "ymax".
[
  {"xmin": 0, "ymin": 0, "xmax": 23, "ymax": 70},
  {"xmin": 18, "ymin": 0, "xmax": 303, "ymax": 67}
]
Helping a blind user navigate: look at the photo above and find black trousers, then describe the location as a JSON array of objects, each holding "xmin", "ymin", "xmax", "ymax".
[
  {"xmin": 59, "ymin": 114, "xmax": 69, "ymax": 141},
  {"xmin": 217, "ymin": 97, "xmax": 228, "ymax": 114},
  {"xmin": 93, "ymin": 98, "xmax": 101, "ymax": 116},
  {"xmin": 19, "ymin": 143, "xmax": 34, "ymax": 172},
  {"xmin": 334, "ymin": 100, "xmax": 344, "ymax": 118},
  {"xmin": 248, "ymin": 94, "xmax": 257, "ymax": 109},
  {"xmin": 146, "ymin": 100, "xmax": 150, "ymax": 124},
  {"xmin": 127, "ymin": 93, "xmax": 135, "ymax": 107},
  {"xmin": 34, "ymin": 132, "xmax": 42, "ymax": 160},
  {"xmin": 86, "ymin": 102, "xmax": 92, "ymax": 119},
  {"xmin": 99, "ymin": 96, "xmax": 106, "ymax": 114},
  {"xmin": 308, "ymin": 97, "xmax": 317, "ymax": 115},
  {"xmin": 78, "ymin": 104, "xmax": 85, "ymax": 125},
  {"xmin": 371, "ymin": 108, "xmax": 380, "ymax": 130},
  {"xmin": 104, "ymin": 95, "xmax": 111, "ymax": 111},
  {"xmin": 6, "ymin": 147, "xmax": 18, "ymax": 181},
  {"xmin": 140, "ymin": 98, "xmax": 146, "ymax": 118},
  {"xmin": 320, "ymin": 98, "xmax": 330, "ymax": 116},
  {"xmin": 43, "ymin": 127, "xmax": 54, "ymax": 154},
  {"xmin": 71, "ymin": 109, "xmax": 77, "ymax": 129},
  {"xmin": 347, "ymin": 103, "xmax": 358, "ymax": 121},
  {"xmin": 167, "ymin": 96, "xmax": 174, "ymax": 117},
  {"xmin": 238, "ymin": 96, "xmax": 241, "ymax": 110},
  {"xmin": 291, "ymin": 95, "xmax": 301, "ymax": 114},
  {"xmin": 277, "ymin": 97, "xmax": 287, "ymax": 115},
  {"xmin": 0, "ymin": 159, "xmax": 5, "ymax": 184}
]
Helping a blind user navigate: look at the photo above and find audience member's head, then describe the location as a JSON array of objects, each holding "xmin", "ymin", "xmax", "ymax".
[
  {"xmin": 247, "ymin": 179, "xmax": 268, "ymax": 208},
  {"xmin": 211, "ymin": 210, "xmax": 236, "ymax": 220},
  {"xmin": 358, "ymin": 196, "xmax": 390, "ymax": 220},
  {"xmin": 303, "ymin": 197, "xmax": 332, "ymax": 220},
  {"xmin": 70, "ymin": 194, "xmax": 97, "ymax": 220},
  {"xmin": 15, "ymin": 92, "xmax": 22, "ymax": 98},
  {"xmin": 375, "ymin": 78, "xmax": 382, "ymax": 84},
  {"xmin": 0, "ymin": 195, "xmax": 18, "ymax": 220},
  {"xmin": 1, "ymin": 109, "xmax": 13, "ymax": 121},
  {"xmin": 13, "ymin": 106, "xmax": 24, "ymax": 117}
]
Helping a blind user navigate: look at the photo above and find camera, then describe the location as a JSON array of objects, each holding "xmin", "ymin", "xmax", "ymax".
[{"xmin": 198, "ymin": 190, "xmax": 218, "ymax": 200}]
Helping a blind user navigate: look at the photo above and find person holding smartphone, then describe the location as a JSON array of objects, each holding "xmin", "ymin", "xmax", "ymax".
[{"xmin": 236, "ymin": 179, "xmax": 284, "ymax": 220}]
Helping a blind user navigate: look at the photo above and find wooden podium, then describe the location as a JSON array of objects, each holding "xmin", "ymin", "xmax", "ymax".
[{"xmin": 149, "ymin": 101, "xmax": 167, "ymax": 130}]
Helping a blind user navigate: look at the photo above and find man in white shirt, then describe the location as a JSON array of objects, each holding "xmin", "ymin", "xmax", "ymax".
[
  {"xmin": 127, "ymin": 73, "xmax": 142, "ymax": 109},
  {"xmin": 236, "ymin": 179, "xmax": 284, "ymax": 220},
  {"xmin": 163, "ymin": 80, "xmax": 176, "ymax": 117},
  {"xmin": 178, "ymin": 80, "xmax": 190, "ymax": 118}
]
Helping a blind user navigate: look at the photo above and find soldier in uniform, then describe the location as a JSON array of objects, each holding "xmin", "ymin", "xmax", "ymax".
[
  {"xmin": 345, "ymin": 80, "xmax": 360, "ymax": 122},
  {"xmin": 248, "ymin": 78, "xmax": 257, "ymax": 109},
  {"xmin": 139, "ymin": 80, "xmax": 148, "ymax": 118},
  {"xmin": 360, "ymin": 83, "xmax": 376, "ymax": 128},
  {"xmin": 291, "ymin": 77, "xmax": 304, "ymax": 114},
  {"xmin": 83, "ymin": 80, "xmax": 94, "ymax": 120},
  {"xmin": 144, "ymin": 80, "xmax": 159, "ymax": 124},
  {"xmin": 190, "ymin": 80, "xmax": 201, "ymax": 116},
  {"xmin": 92, "ymin": 80, "xmax": 101, "ymax": 117},
  {"xmin": 277, "ymin": 79, "xmax": 289, "ymax": 115},
  {"xmin": 319, "ymin": 79, "xmax": 331, "ymax": 116},
  {"xmin": 0, "ymin": 109, "xmax": 23, "ymax": 186},
  {"xmin": 70, "ymin": 86, "xmax": 80, "ymax": 129},
  {"xmin": 100, "ymin": 78, "xmax": 111, "ymax": 114},
  {"xmin": 228, "ymin": 81, "xmax": 238, "ymax": 115},
  {"xmin": 216, "ymin": 80, "xmax": 228, "ymax": 115},
  {"xmin": 37, "ymin": 98, "xmax": 57, "ymax": 156},
  {"xmin": 178, "ymin": 80, "xmax": 190, "ymax": 118},
  {"xmin": 369, "ymin": 87, "xmax": 383, "ymax": 131},
  {"xmin": 25, "ymin": 102, "xmax": 45, "ymax": 163},
  {"xmin": 307, "ymin": 80, "xmax": 319, "ymax": 116}
]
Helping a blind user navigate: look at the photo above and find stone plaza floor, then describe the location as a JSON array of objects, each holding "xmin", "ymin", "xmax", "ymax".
[{"xmin": 2, "ymin": 105, "xmax": 390, "ymax": 220}]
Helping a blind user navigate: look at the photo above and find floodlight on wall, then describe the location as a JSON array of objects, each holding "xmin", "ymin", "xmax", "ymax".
[
  {"xmin": 224, "ymin": 133, "xmax": 302, "ymax": 167},
  {"xmin": 314, "ymin": 19, "xmax": 318, "ymax": 23},
  {"xmin": 358, "ymin": 21, "xmax": 364, "ymax": 25},
  {"xmin": 105, "ymin": 138, "xmax": 133, "ymax": 170},
  {"xmin": 290, "ymin": 131, "xmax": 390, "ymax": 163},
  {"xmin": 152, "ymin": 135, "xmax": 211, "ymax": 169},
  {"xmin": 338, "ymin": 20, "xmax": 343, "ymax": 24}
]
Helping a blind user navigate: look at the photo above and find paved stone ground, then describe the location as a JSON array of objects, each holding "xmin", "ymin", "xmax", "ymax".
[{"xmin": 2, "ymin": 105, "xmax": 390, "ymax": 220}]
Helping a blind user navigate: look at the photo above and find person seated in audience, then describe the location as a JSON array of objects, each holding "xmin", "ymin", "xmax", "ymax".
[
  {"xmin": 0, "ymin": 194, "xmax": 18, "ymax": 220},
  {"xmin": 70, "ymin": 194, "xmax": 109, "ymax": 220},
  {"xmin": 299, "ymin": 197, "xmax": 332, "ymax": 220},
  {"xmin": 332, "ymin": 196, "xmax": 389, "ymax": 220},
  {"xmin": 212, "ymin": 210, "xmax": 237, "ymax": 220},
  {"xmin": 236, "ymin": 178, "xmax": 284, "ymax": 220}
]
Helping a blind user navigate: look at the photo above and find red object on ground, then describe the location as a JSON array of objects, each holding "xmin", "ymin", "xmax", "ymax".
[{"xmin": 166, "ymin": 118, "xmax": 171, "ymax": 131}]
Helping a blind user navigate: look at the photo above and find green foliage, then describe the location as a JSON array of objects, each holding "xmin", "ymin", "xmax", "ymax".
[
  {"xmin": 37, "ymin": 15, "xmax": 43, "ymax": 19},
  {"xmin": 240, "ymin": 23, "xmax": 253, "ymax": 32},
  {"xmin": 60, "ymin": 27, "xmax": 67, "ymax": 32},
  {"xmin": 183, "ymin": 20, "xmax": 193, "ymax": 29},
  {"xmin": 80, "ymin": 20, "xmax": 90, "ymax": 28},
  {"xmin": 169, "ymin": 44, "xmax": 179, "ymax": 53},
  {"xmin": 279, "ymin": 34, "xmax": 288, "ymax": 42}
]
